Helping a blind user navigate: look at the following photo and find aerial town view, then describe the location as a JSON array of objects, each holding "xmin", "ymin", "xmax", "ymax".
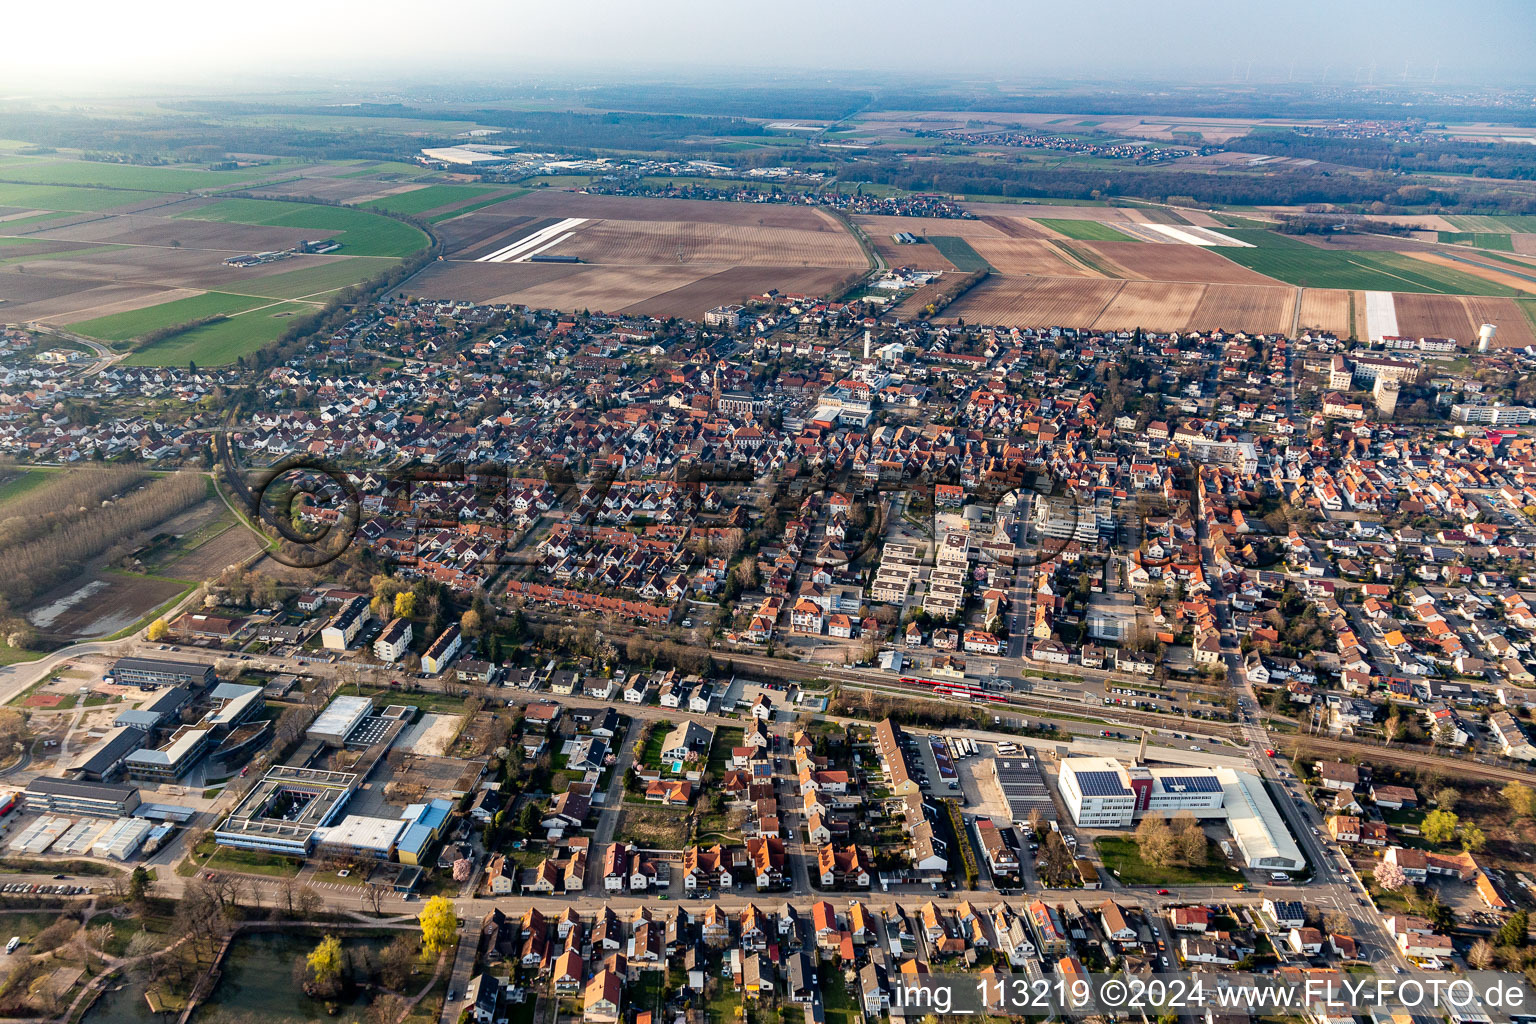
[{"xmin": 4, "ymin": 3, "xmax": 1536, "ymax": 1024}]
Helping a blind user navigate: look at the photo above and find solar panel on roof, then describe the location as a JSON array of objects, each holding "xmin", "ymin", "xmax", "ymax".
[
  {"xmin": 1075, "ymin": 770, "xmax": 1131, "ymax": 797},
  {"xmin": 1157, "ymin": 775, "xmax": 1224, "ymax": 794}
]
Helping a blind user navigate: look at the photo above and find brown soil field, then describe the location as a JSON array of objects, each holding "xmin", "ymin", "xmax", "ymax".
[
  {"xmin": 1391, "ymin": 294, "xmax": 1536, "ymax": 350},
  {"xmin": 547, "ymin": 219, "xmax": 866, "ymax": 268},
  {"xmin": 505, "ymin": 190, "xmax": 848, "ymax": 230},
  {"xmin": 411, "ymin": 261, "xmax": 715, "ymax": 313},
  {"xmin": 27, "ymin": 572, "xmax": 187, "ymax": 640},
  {"xmin": 1361, "ymin": 214, "xmax": 1461, "ymax": 232},
  {"xmin": 1092, "ymin": 281, "xmax": 1207, "ymax": 331},
  {"xmin": 852, "ymin": 215, "xmax": 1004, "ymax": 240},
  {"xmin": 1297, "ymin": 289, "xmax": 1354, "ymax": 336},
  {"xmin": 942, "ymin": 276, "xmax": 1124, "ymax": 325},
  {"xmin": 249, "ymin": 178, "xmax": 403, "ymax": 203},
  {"xmin": 0, "ymin": 272, "xmax": 194, "ymax": 323},
  {"xmin": 161, "ymin": 523, "xmax": 264, "ymax": 582},
  {"xmin": 1406, "ymin": 252, "xmax": 1536, "ymax": 294},
  {"xmin": 1463, "ymin": 297, "xmax": 1536, "ymax": 349},
  {"xmin": 868, "ymin": 235, "xmax": 955, "ymax": 272},
  {"xmin": 1188, "ymin": 284, "xmax": 1296, "ymax": 334},
  {"xmin": 24, "ymin": 247, "xmax": 356, "ymax": 293},
  {"xmin": 976, "ymin": 216, "xmax": 1052, "ymax": 239},
  {"xmin": 961, "ymin": 202, "xmax": 1141, "ymax": 222},
  {"xmin": 619, "ymin": 266, "xmax": 862, "ymax": 318},
  {"xmin": 444, "ymin": 216, "xmax": 544, "ymax": 260},
  {"xmin": 1512, "ymin": 234, "xmax": 1536, "ymax": 256},
  {"xmin": 966, "ymin": 238, "xmax": 1094, "ymax": 277},
  {"xmin": 1297, "ymin": 233, "xmax": 1440, "ymax": 253},
  {"xmin": 1080, "ymin": 241, "xmax": 1283, "ymax": 285},
  {"xmin": 1393, "ymin": 293, "xmax": 1477, "ymax": 344}
]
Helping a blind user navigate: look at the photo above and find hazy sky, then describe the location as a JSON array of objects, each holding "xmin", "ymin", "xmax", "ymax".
[{"xmin": 5, "ymin": 0, "xmax": 1533, "ymax": 91}]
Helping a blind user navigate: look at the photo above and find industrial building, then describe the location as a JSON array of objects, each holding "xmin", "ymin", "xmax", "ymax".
[
  {"xmin": 1057, "ymin": 756, "xmax": 1304, "ymax": 871},
  {"xmin": 66, "ymin": 727, "xmax": 146, "ymax": 781}
]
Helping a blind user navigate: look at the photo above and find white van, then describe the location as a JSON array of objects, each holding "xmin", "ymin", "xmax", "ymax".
[{"xmin": 6, "ymin": 937, "xmax": 18, "ymax": 955}]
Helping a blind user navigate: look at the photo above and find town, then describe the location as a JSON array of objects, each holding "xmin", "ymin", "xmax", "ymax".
[{"xmin": 4, "ymin": 280, "xmax": 1536, "ymax": 1024}]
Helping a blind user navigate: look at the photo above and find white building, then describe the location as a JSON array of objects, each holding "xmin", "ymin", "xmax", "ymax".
[
  {"xmin": 374, "ymin": 617, "xmax": 413, "ymax": 663},
  {"xmin": 421, "ymin": 624, "xmax": 463, "ymax": 675}
]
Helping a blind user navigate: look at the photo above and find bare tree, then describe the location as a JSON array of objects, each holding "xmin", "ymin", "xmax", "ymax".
[
  {"xmin": 295, "ymin": 885, "xmax": 323, "ymax": 919},
  {"xmin": 363, "ymin": 882, "xmax": 388, "ymax": 916}
]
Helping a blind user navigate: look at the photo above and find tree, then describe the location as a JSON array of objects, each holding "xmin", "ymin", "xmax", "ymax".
[
  {"xmin": 1172, "ymin": 814, "xmax": 1207, "ymax": 866},
  {"xmin": 1434, "ymin": 786, "xmax": 1460, "ymax": 812},
  {"xmin": 307, "ymin": 934, "xmax": 344, "ymax": 987},
  {"xmin": 1422, "ymin": 808, "xmax": 1459, "ymax": 846},
  {"xmin": 367, "ymin": 992, "xmax": 409, "ymax": 1024},
  {"xmin": 380, "ymin": 935, "xmax": 418, "ymax": 990},
  {"xmin": 461, "ymin": 608, "xmax": 483, "ymax": 637},
  {"xmin": 1461, "ymin": 824, "xmax": 1487, "ymax": 853},
  {"xmin": 453, "ymin": 858, "xmax": 473, "ymax": 883},
  {"xmin": 1503, "ymin": 782, "xmax": 1536, "ymax": 819},
  {"xmin": 418, "ymin": 895, "xmax": 457, "ymax": 956},
  {"xmin": 147, "ymin": 618, "xmax": 170, "ymax": 642},
  {"xmin": 1375, "ymin": 861, "xmax": 1408, "ymax": 892},
  {"xmin": 1498, "ymin": 909, "xmax": 1530, "ymax": 948},
  {"xmin": 1134, "ymin": 816, "xmax": 1177, "ymax": 868},
  {"xmin": 128, "ymin": 865, "xmax": 151, "ymax": 905},
  {"xmin": 363, "ymin": 882, "xmax": 388, "ymax": 916},
  {"xmin": 393, "ymin": 591, "xmax": 416, "ymax": 618},
  {"xmin": 1469, "ymin": 938, "xmax": 1496, "ymax": 970}
]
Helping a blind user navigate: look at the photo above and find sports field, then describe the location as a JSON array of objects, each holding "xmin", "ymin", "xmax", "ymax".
[
  {"xmin": 68, "ymin": 292, "xmax": 272, "ymax": 342},
  {"xmin": 174, "ymin": 198, "xmax": 428, "ymax": 257},
  {"xmin": 1033, "ymin": 218, "xmax": 1139, "ymax": 242}
]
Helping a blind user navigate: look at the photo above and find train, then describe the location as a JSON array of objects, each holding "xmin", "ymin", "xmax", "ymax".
[{"xmin": 899, "ymin": 676, "xmax": 1008, "ymax": 703}]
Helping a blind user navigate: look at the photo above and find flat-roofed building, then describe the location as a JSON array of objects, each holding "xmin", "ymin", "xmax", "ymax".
[
  {"xmin": 309, "ymin": 695, "xmax": 373, "ymax": 747},
  {"xmin": 315, "ymin": 814, "xmax": 408, "ymax": 860},
  {"xmin": 125, "ymin": 726, "xmax": 212, "ymax": 781},
  {"xmin": 109, "ymin": 657, "xmax": 213, "ymax": 690},
  {"xmin": 215, "ymin": 765, "xmax": 359, "ymax": 857},
  {"xmin": 24, "ymin": 776, "xmax": 142, "ymax": 817}
]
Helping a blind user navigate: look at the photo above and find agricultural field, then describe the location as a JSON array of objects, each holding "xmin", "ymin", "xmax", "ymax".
[
  {"xmin": 173, "ymin": 198, "xmax": 427, "ymax": 258},
  {"xmin": 1218, "ymin": 246, "xmax": 1529, "ymax": 295},
  {"xmin": 1297, "ymin": 289, "xmax": 1355, "ymax": 337},
  {"xmin": 121, "ymin": 301, "xmax": 316, "ymax": 365},
  {"xmin": 965, "ymin": 238, "xmax": 1090, "ymax": 277},
  {"xmin": 67, "ymin": 291, "xmax": 272, "ymax": 342},
  {"xmin": 1080, "ymin": 241, "xmax": 1283, "ymax": 285},
  {"xmin": 1392, "ymin": 294, "xmax": 1536, "ymax": 350},
  {"xmin": 1033, "ymin": 218, "xmax": 1138, "ymax": 241},
  {"xmin": 418, "ymin": 190, "xmax": 871, "ymax": 316},
  {"xmin": 926, "ymin": 236, "xmax": 990, "ymax": 272},
  {"xmin": 0, "ymin": 156, "xmax": 295, "ymax": 191},
  {"xmin": 1438, "ymin": 232, "xmax": 1514, "ymax": 251},
  {"xmin": 361, "ymin": 183, "xmax": 507, "ymax": 217}
]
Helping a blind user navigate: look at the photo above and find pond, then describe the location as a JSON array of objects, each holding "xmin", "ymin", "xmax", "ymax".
[{"xmin": 83, "ymin": 931, "xmax": 396, "ymax": 1024}]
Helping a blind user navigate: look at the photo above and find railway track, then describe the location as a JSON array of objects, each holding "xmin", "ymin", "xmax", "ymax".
[{"xmin": 1285, "ymin": 733, "xmax": 1536, "ymax": 786}]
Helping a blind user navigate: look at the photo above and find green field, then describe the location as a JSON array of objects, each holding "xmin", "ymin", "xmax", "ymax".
[
  {"xmin": 226, "ymin": 257, "xmax": 400, "ymax": 299},
  {"xmin": 928, "ymin": 235, "xmax": 991, "ymax": 272},
  {"xmin": 0, "ymin": 158, "xmax": 289, "ymax": 192},
  {"xmin": 68, "ymin": 291, "xmax": 272, "ymax": 342},
  {"xmin": 429, "ymin": 191, "xmax": 526, "ymax": 222},
  {"xmin": 123, "ymin": 302, "xmax": 316, "ymax": 366},
  {"xmin": 0, "ymin": 468, "xmax": 52, "ymax": 504},
  {"xmin": 0, "ymin": 182, "xmax": 162, "ymax": 212},
  {"xmin": 1207, "ymin": 228, "xmax": 1319, "ymax": 248},
  {"xmin": 1438, "ymin": 231, "xmax": 1514, "ymax": 251},
  {"xmin": 338, "ymin": 161, "xmax": 437, "ymax": 179},
  {"xmin": 361, "ymin": 184, "xmax": 503, "ymax": 216},
  {"xmin": 174, "ymin": 198, "xmax": 428, "ymax": 257},
  {"xmin": 1448, "ymin": 215, "xmax": 1536, "ymax": 233},
  {"xmin": 1219, "ymin": 247, "xmax": 1524, "ymax": 294},
  {"xmin": 1095, "ymin": 836, "xmax": 1245, "ymax": 886},
  {"xmin": 1033, "ymin": 218, "xmax": 1138, "ymax": 241}
]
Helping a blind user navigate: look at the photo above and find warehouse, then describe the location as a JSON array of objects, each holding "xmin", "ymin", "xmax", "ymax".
[
  {"xmin": 91, "ymin": 817, "xmax": 156, "ymax": 861},
  {"xmin": 66, "ymin": 727, "xmax": 146, "ymax": 781}
]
